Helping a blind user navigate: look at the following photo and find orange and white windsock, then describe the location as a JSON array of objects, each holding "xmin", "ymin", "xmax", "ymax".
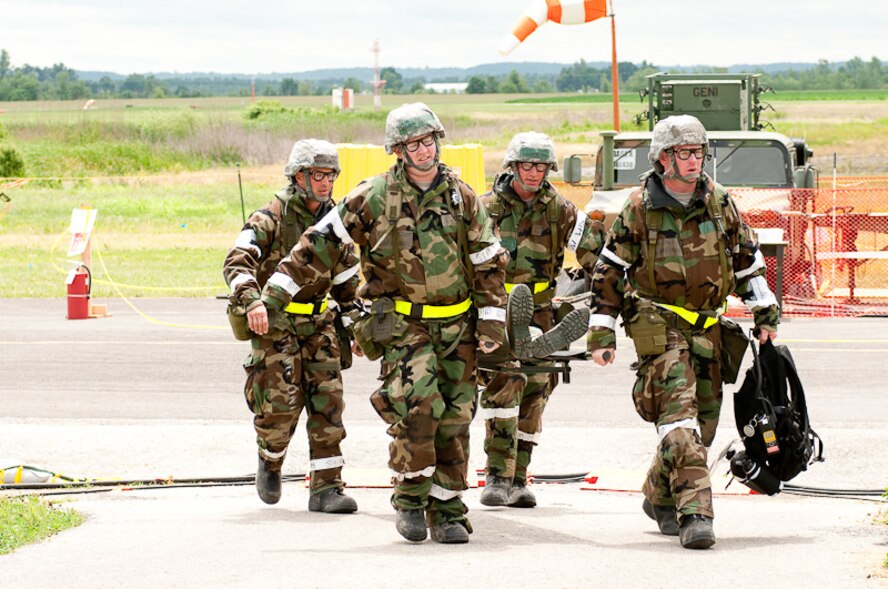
[{"xmin": 498, "ymin": 0, "xmax": 608, "ymax": 55}]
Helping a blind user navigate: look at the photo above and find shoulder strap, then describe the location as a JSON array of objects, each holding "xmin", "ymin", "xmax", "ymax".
[
  {"xmin": 384, "ymin": 174, "xmax": 407, "ymax": 298},
  {"xmin": 445, "ymin": 179, "xmax": 476, "ymax": 287},
  {"xmin": 706, "ymin": 187, "xmax": 732, "ymax": 303},
  {"xmin": 547, "ymin": 196, "xmax": 560, "ymax": 283},
  {"xmin": 643, "ymin": 194, "xmax": 663, "ymax": 296}
]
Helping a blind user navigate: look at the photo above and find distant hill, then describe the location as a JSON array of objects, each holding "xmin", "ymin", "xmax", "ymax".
[{"xmin": 76, "ymin": 61, "xmax": 829, "ymax": 83}]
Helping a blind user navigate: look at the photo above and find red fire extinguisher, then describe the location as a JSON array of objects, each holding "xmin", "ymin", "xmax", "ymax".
[{"xmin": 66, "ymin": 264, "xmax": 91, "ymax": 320}]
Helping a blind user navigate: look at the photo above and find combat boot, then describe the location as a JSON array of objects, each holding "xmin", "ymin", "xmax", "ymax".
[
  {"xmin": 308, "ymin": 488, "xmax": 358, "ymax": 514},
  {"xmin": 508, "ymin": 284, "xmax": 534, "ymax": 359},
  {"xmin": 255, "ymin": 457, "xmax": 282, "ymax": 505},
  {"xmin": 479, "ymin": 475, "xmax": 511, "ymax": 507},
  {"xmin": 529, "ymin": 307, "xmax": 590, "ymax": 358},
  {"xmin": 395, "ymin": 509, "xmax": 427, "ymax": 542},
  {"xmin": 506, "ymin": 480, "xmax": 537, "ymax": 508},
  {"xmin": 430, "ymin": 521, "xmax": 470, "ymax": 544},
  {"xmin": 642, "ymin": 498, "xmax": 679, "ymax": 536},
  {"xmin": 679, "ymin": 514, "xmax": 716, "ymax": 549}
]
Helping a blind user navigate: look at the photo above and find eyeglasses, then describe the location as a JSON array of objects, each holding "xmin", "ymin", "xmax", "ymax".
[
  {"xmin": 309, "ymin": 170, "xmax": 339, "ymax": 182},
  {"xmin": 670, "ymin": 148, "xmax": 706, "ymax": 161},
  {"xmin": 404, "ymin": 134, "xmax": 436, "ymax": 153},
  {"xmin": 518, "ymin": 162, "xmax": 550, "ymax": 173}
]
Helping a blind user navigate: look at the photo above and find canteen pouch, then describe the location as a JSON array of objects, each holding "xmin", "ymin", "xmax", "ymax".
[
  {"xmin": 627, "ymin": 300, "xmax": 667, "ymax": 357},
  {"xmin": 227, "ymin": 299, "xmax": 251, "ymax": 341},
  {"xmin": 719, "ymin": 317, "xmax": 749, "ymax": 384},
  {"xmin": 352, "ymin": 297, "xmax": 405, "ymax": 361}
]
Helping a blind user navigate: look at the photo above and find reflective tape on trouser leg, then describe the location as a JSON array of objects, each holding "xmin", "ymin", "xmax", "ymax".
[
  {"xmin": 260, "ymin": 447, "xmax": 287, "ymax": 460},
  {"xmin": 429, "ymin": 484, "xmax": 463, "ymax": 501},
  {"xmin": 310, "ymin": 456, "xmax": 345, "ymax": 471}
]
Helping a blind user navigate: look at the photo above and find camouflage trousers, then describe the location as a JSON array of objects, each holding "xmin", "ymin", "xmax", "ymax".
[
  {"xmin": 242, "ymin": 311, "xmax": 347, "ymax": 494},
  {"xmin": 369, "ymin": 314, "xmax": 477, "ymax": 528},
  {"xmin": 479, "ymin": 305, "xmax": 557, "ymax": 483},
  {"xmin": 632, "ymin": 325, "xmax": 723, "ymax": 520}
]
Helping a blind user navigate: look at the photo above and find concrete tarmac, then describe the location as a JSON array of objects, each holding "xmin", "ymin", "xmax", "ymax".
[{"xmin": 1, "ymin": 298, "xmax": 886, "ymax": 588}]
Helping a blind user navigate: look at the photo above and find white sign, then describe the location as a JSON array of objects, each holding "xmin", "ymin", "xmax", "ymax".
[
  {"xmin": 68, "ymin": 208, "xmax": 97, "ymax": 256},
  {"xmin": 613, "ymin": 148, "xmax": 636, "ymax": 170}
]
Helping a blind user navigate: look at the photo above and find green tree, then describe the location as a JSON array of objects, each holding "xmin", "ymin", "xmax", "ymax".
[
  {"xmin": 498, "ymin": 70, "xmax": 530, "ymax": 93},
  {"xmin": 380, "ymin": 67, "xmax": 403, "ymax": 94},
  {"xmin": 466, "ymin": 75, "xmax": 486, "ymax": 94},
  {"xmin": 0, "ymin": 50, "xmax": 9, "ymax": 80},
  {"xmin": 280, "ymin": 78, "xmax": 299, "ymax": 96},
  {"xmin": 343, "ymin": 76, "xmax": 364, "ymax": 93}
]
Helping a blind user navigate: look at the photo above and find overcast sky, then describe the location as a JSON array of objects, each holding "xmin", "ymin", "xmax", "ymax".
[{"xmin": 3, "ymin": 0, "xmax": 885, "ymax": 74}]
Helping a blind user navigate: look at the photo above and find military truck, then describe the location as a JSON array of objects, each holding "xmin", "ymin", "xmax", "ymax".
[
  {"xmin": 567, "ymin": 73, "xmax": 816, "ymax": 220},
  {"xmin": 559, "ymin": 72, "xmax": 818, "ymax": 298}
]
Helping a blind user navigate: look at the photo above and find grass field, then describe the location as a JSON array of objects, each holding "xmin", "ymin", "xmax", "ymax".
[
  {"xmin": 0, "ymin": 92, "xmax": 886, "ymax": 299},
  {"xmin": 0, "ymin": 496, "xmax": 84, "ymax": 555}
]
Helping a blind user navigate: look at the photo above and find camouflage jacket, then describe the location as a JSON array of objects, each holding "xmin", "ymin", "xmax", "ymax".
[
  {"xmin": 588, "ymin": 173, "xmax": 779, "ymax": 350},
  {"xmin": 222, "ymin": 183, "xmax": 360, "ymax": 312},
  {"xmin": 481, "ymin": 173, "xmax": 605, "ymax": 292},
  {"xmin": 261, "ymin": 161, "xmax": 508, "ymax": 343}
]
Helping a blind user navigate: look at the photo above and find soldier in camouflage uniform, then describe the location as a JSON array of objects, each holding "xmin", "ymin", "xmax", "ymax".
[
  {"xmin": 587, "ymin": 115, "xmax": 779, "ymax": 549},
  {"xmin": 261, "ymin": 103, "xmax": 508, "ymax": 544},
  {"xmin": 223, "ymin": 139, "xmax": 361, "ymax": 514},
  {"xmin": 478, "ymin": 132, "xmax": 605, "ymax": 508}
]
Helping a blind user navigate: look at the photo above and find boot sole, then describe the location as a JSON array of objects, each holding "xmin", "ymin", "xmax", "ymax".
[
  {"xmin": 508, "ymin": 284, "xmax": 534, "ymax": 358},
  {"xmin": 681, "ymin": 534, "xmax": 716, "ymax": 549},
  {"xmin": 479, "ymin": 490, "xmax": 508, "ymax": 507},
  {"xmin": 530, "ymin": 307, "xmax": 590, "ymax": 358}
]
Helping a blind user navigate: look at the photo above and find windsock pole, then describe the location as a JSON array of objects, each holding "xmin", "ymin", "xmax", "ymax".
[{"xmin": 609, "ymin": 0, "xmax": 620, "ymax": 131}]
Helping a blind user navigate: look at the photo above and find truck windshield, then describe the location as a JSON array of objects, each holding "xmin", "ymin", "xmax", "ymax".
[{"xmin": 609, "ymin": 139, "xmax": 793, "ymax": 188}]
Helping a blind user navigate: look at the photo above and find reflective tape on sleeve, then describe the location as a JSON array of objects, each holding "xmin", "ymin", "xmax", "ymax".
[
  {"xmin": 332, "ymin": 263, "xmax": 360, "ymax": 285},
  {"xmin": 470, "ymin": 242, "xmax": 500, "ymax": 265},
  {"xmin": 567, "ymin": 213, "xmax": 587, "ymax": 252},
  {"xmin": 588, "ymin": 313, "xmax": 617, "ymax": 330},
  {"xmin": 744, "ymin": 275, "xmax": 778, "ymax": 309},
  {"xmin": 267, "ymin": 272, "xmax": 300, "ymax": 297},
  {"xmin": 234, "ymin": 229, "xmax": 261, "ymax": 257},
  {"xmin": 229, "ymin": 272, "xmax": 257, "ymax": 292},
  {"xmin": 315, "ymin": 208, "xmax": 354, "ymax": 244},
  {"xmin": 478, "ymin": 306, "xmax": 506, "ymax": 322},
  {"xmin": 600, "ymin": 247, "xmax": 631, "ymax": 269},
  {"xmin": 735, "ymin": 249, "xmax": 766, "ymax": 280}
]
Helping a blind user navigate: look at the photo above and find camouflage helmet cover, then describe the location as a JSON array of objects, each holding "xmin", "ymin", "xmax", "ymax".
[
  {"xmin": 284, "ymin": 139, "xmax": 341, "ymax": 177},
  {"xmin": 384, "ymin": 102, "xmax": 445, "ymax": 154},
  {"xmin": 648, "ymin": 115, "xmax": 708, "ymax": 169},
  {"xmin": 502, "ymin": 131, "xmax": 559, "ymax": 171}
]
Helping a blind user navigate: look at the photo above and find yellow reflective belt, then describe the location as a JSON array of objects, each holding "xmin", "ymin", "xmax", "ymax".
[
  {"xmin": 653, "ymin": 302, "xmax": 727, "ymax": 330},
  {"xmin": 505, "ymin": 282, "xmax": 551, "ymax": 294},
  {"xmin": 394, "ymin": 298, "xmax": 472, "ymax": 319},
  {"xmin": 284, "ymin": 297, "xmax": 329, "ymax": 315}
]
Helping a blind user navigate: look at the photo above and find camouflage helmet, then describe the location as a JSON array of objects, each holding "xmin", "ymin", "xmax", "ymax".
[
  {"xmin": 284, "ymin": 139, "xmax": 340, "ymax": 177},
  {"xmin": 648, "ymin": 115, "xmax": 708, "ymax": 170},
  {"xmin": 502, "ymin": 131, "xmax": 559, "ymax": 172},
  {"xmin": 384, "ymin": 102, "xmax": 445, "ymax": 155}
]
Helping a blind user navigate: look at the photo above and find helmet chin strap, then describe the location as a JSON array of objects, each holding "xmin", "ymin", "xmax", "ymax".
[
  {"xmin": 402, "ymin": 137, "xmax": 440, "ymax": 172},
  {"xmin": 511, "ymin": 164, "xmax": 546, "ymax": 193},
  {"xmin": 293, "ymin": 172, "xmax": 332, "ymax": 203},
  {"xmin": 661, "ymin": 153, "xmax": 699, "ymax": 185}
]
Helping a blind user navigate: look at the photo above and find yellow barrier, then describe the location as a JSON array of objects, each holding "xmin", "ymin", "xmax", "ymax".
[{"xmin": 335, "ymin": 143, "xmax": 486, "ymax": 195}]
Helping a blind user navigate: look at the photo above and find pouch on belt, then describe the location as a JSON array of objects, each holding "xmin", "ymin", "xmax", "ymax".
[{"xmin": 627, "ymin": 299, "xmax": 667, "ymax": 357}]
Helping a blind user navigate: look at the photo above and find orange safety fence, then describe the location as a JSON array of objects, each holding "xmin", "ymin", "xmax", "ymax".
[{"xmin": 726, "ymin": 186, "xmax": 888, "ymax": 317}]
